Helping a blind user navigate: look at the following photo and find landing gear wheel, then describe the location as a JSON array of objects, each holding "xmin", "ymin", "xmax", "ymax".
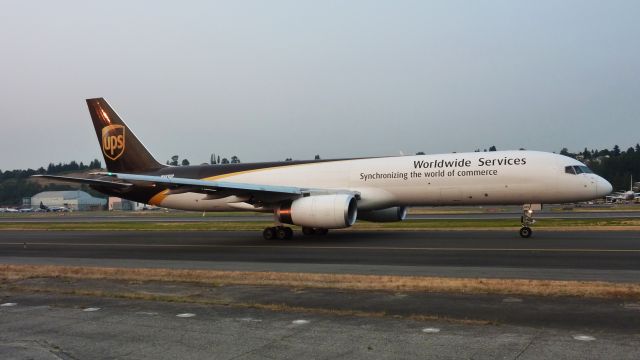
[
  {"xmin": 276, "ymin": 227, "xmax": 293, "ymax": 240},
  {"xmin": 519, "ymin": 227, "xmax": 532, "ymax": 238},
  {"xmin": 263, "ymin": 227, "xmax": 276, "ymax": 240},
  {"xmin": 302, "ymin": 227, "xmax": 315, "ymax": 236},
  {"xmin": 284, "ymin": 227, "xmax": 294, "ymax": 239}
]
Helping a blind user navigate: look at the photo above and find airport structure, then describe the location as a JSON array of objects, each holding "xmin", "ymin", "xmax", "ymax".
[
  {"xmin": 30, "ymin": 190, "xmax": 106, "ymax": 211},
  {"xmin": 108, "ymin": 197, "xmax": 145, "ymax": 211}
]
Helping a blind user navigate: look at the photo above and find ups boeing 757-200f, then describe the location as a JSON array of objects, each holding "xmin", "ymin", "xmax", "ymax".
[{"xmin": 35, "ymin": 98, "xmax": 613, "ymax": 239}]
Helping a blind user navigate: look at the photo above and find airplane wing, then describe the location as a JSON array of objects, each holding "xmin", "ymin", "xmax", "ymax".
[
  {"xmin": 111, "ymin": 172, "xmax": 305, "ymax": 202},
  {"xmin": 102, "ymin": 173, "xmax": 303, "ymax": 196},
  {"xmin": 32, "ymin": 175, "xmax": 133, "ymax": 189},
  {"xmin": 34, "ymin": 172, "xmax": 357, "ymax": 204}
]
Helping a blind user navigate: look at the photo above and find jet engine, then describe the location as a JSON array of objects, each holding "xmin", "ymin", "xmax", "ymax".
[
  {"xmin": 277, "ymin": 194, "xmax": 358, "ymax": 229},
  {"xmin": 357, "ymin": 206, "xmax": 407, "ymax": 222}
]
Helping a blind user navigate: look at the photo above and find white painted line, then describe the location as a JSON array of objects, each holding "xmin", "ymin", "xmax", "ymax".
[
  {"xmin": 2, "ymin": 242, "xmax": 637, "ymax": 253},
  {"xmin": 573, "ymin": 335, "xmax": 596, "ymax": 341},
  {"xmin": 136, "ymin": 311, "xmax": 159, "ymax": 316},
  {"xmin": 623, "ymin": 303, "xmax": 640, "ymax": 311},
  {"xmin": 239, "ymin": 317, "xmax": 262, "ymax": 322},
  {"xmin": 292, "ymin": 319, "xmax": 310, "ymax": 325},
  {"xmin": 502, "ymin": 297, "xmax": 523, "ymax": 303},
  {"xmin": 176, "ymin": 313, "xmax": 196, "ymax": 318},
  {"xmin": 83, "ymin": 307, "xmax": 101, "ymax": 312},
  {"xmin": 0, "ymin": 302, "xmax": 17, "ymax": 307},
  {"xmin": 421, "ymin": 327, "xmax": 440, "ymax": 333}
]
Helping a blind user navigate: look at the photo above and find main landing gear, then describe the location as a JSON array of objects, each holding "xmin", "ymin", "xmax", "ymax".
[
  {"xmin": 262, "ymin": 226, "xmax": 330, "ymax": 240},
  {"xmin": 520, "ymin": 204, "xmax": 541, "ymax": 238},
  {"xmin": 263, "ymin": 226, "xmax": 293, "ymax": 240}
]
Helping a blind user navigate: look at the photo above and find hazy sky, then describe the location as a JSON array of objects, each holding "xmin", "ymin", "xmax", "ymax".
[{"xmin": 1, "ymin": 1, "xmax": 639, "ymax": 169}]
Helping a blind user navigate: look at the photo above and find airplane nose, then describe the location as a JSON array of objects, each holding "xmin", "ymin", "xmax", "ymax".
[{"xmin": 597, "ymin": 177, "xmax": 613, "ymax": 197}]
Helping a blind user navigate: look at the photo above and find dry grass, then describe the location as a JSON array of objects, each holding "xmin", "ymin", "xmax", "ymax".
[{"xmin": 1, "ymin": 264, "xmax": 639, "ymax": 300}]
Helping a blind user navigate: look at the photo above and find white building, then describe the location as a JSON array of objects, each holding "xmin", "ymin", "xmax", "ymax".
[
  {"xmin": 108, "ymin": 197, "xmax": 145, "ymax": 211},
  {"xmin": 31, "ymin": 191, "xmax": 107, "ymax": 211}
]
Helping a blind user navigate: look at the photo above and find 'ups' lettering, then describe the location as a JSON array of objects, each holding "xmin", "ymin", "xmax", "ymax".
[
  {"xmin": 101, "ymin": 125, "xmax": 126, "ymax": 160},
  {"xmin": 103, "ymin": 135, "xmax": 124, "ymax": 155}
]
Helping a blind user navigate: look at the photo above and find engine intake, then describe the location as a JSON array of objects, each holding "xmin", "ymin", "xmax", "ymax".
[{"xmin": 277, "ymin": 194, "xmax": 357, "ymax": 229}]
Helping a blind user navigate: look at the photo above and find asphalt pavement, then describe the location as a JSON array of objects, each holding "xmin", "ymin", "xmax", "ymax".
[{"xmin": 1, "ymin": 229, "xmax": 640, "ymax": 282}]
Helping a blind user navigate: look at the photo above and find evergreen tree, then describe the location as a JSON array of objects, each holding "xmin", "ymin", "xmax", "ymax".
[
  {"xmin": 489, "ymin": 146, "xmax": 497, "ymax": 152},
  {"xmin": 181, "ymin": 159, "xmax": 190, "ymax": 166},
  {"xmin": 612, "ymin": 145, "xmax": 621, "ymax": 156},
  {"xmin": 582, "ymin": 148, "xmax": 590, "ymax": 159}
]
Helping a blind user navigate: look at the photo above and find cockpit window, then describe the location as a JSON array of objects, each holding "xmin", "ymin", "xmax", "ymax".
[
  {"xmin": 565, "ymin": 165, "xmax": 594, "ymax": 175},
  {"xmin": 579, "ymin": 166, "xmax": 593, "ymax": 174}
]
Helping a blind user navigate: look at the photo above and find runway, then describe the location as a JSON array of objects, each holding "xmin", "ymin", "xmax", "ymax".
[
  {"xmin": 1, "ymin": 209, "xmax": 639, "ymax": 222},
  {"xmin": 2, "ymin": 230, "xmax": 640, "ymax": 282}
]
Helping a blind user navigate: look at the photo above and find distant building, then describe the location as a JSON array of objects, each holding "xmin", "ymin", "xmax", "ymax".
[
  {"xmin": 108, "ymin": 197, "xmax": 145, "ymax": 211},
  {"xmin": 31, "ymin": 191, "xmax": 106, "ymax": 211}
]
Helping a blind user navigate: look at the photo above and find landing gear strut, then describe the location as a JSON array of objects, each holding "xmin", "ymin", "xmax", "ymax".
[
  {"xmin": 263, "ymin": 226, "xmax": 293, "ymax": 240},
  {"xmin": 520, "ymin": 204, "xmax": 541, "ymax": 238}
]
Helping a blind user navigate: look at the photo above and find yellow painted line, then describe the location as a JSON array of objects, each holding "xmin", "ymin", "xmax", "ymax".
[{"xmin": 2, "ymin": 242, "xmax": 640, "ymax": 252}]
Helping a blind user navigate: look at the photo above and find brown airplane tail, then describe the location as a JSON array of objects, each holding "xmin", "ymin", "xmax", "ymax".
[{"xmin": 86, "ymin": 98, "xmax": 164, "ymax": 173}]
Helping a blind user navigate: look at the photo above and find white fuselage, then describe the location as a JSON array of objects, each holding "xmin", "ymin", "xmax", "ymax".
[{"xmin": 154, "ymin": 150, "xmax": 612, "ymax": 212}]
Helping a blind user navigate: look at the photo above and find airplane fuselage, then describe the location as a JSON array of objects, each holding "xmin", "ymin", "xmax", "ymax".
[{"xmin": 113, "ymin": 150, "xmax": 610, "ymax": 212}]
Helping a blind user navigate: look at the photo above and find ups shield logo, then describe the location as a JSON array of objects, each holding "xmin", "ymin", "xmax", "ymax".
[{"xmin": 102, "ymin": 125, "xmax": 126, "ymax": 161}]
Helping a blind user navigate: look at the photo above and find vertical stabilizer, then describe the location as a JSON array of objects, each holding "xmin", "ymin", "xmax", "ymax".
[{"xmin": 86, "ymin": 98, "xmax": 164, "ymax": 173}]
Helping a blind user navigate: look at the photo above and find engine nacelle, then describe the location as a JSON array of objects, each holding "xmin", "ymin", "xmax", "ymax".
[
  {"xmin": 357, "ymin": 206, "xmax": 407, "ymax": 222},
  {"xmin": 277, "ymin": 194, "xmax": 358, "ymax": 229}
]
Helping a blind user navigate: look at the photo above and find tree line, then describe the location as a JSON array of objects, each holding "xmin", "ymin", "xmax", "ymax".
[
  {"xmin": 1, "ymin": 143, "xmax": 639, "ymax": 206},
  {"xmin": 562, "ymin": 144, "xmax": 640, "ymax": 191},
  {"xmin": 0, "ymin": 159, "xmax": 102, "ymax": 206}
]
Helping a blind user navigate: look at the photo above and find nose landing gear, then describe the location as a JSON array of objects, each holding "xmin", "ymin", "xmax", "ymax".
[{"xmin": 520, "ymin": 204, "xmax": 541, "ymax": 238}]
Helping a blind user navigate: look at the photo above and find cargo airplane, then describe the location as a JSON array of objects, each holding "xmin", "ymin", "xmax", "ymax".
[{"xmin": 35, "ymin": 98, "xmax": 613, "ymax": 239}]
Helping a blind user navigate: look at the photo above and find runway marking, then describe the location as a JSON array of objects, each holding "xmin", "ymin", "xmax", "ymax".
[
  {"xmin": 83, "ymin": 307, "xmax": 100, "ymax": 312},
  {"xmin": 502, "ymin": 297, "xmax": 523, "ymax": 303},
  {"xmin": 1, "ymin": 302, "xmax": 17, "ymax": 307},
  {"xmin": 176, "ymin": 313, "xmax": 195, "ymax": 318},
  {"xmin": 238, "ymin": 317, "xmax": 262, "ymax": 322},
  {"xmin": 136, "ymin": 311, "xmax": 159, "ymax": 316},
  {"xmin": 292, "ymin": 319, "xmax": 310, "ymax": 325},
  {"xmin": 421, "ymin": 327, "xmax": 440, "ymax": 333},
  {"xmin": 572, "ymin": 334, "xmax": 596, "ymax": 341},
  {"xmin": 2, "ymin": 242, "xmax": 640, "ymax": 253}
]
